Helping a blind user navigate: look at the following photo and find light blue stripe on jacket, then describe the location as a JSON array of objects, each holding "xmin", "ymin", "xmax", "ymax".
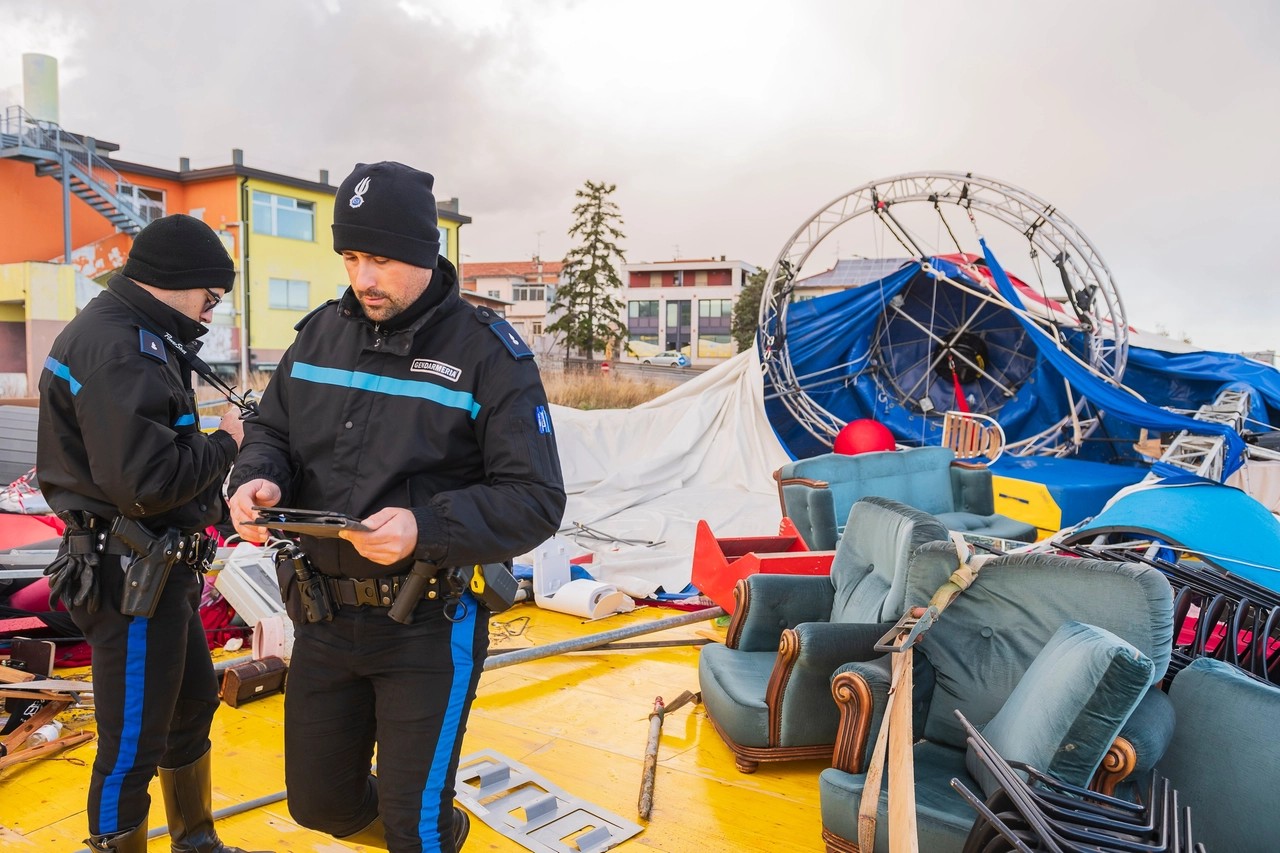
[{"xmin": 291, "ymin": 362, "xmax": 481, "ymax": 418}]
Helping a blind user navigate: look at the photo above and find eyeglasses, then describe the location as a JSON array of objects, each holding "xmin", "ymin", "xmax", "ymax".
[{"xmin": 204, "ymin": 289, "xmax": 223, "ymax": 308}]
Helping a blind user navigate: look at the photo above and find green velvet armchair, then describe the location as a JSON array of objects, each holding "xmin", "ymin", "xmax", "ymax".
[
  {"xmin": 698, "ymin": 497, "xmax": 952, "ymax": 773},
  {"xmin": 818, "ymin": 547, "xmax": 1176, "ymax": 853},
  {"xmin": 774, "ymin": 446, "xmax": 1038, "ymax": 550}
]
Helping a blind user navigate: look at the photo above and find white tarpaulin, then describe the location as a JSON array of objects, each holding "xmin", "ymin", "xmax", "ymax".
[{"xmin": 544, "ymin": 349, "xmax": 791, "ymax": 597}]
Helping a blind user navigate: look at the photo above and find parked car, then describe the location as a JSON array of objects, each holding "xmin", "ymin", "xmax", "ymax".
[{"xmin": 643, "ymin": 351, "xmax": 689, "ymax": 367}]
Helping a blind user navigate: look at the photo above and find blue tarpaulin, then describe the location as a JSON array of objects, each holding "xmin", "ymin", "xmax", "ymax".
[
  {"xmin": 1068, "ymin": 483, "xmax": 1280, "ymax": 589},
  {"xmin": 765, "ymin": 246, "xmax": 1277, "ymax": 481}
]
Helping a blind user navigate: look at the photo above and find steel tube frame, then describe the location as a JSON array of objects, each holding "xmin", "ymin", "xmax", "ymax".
[{"xmin": 758, "ymin": 172, "xmax": 1127, "ymax": 453}]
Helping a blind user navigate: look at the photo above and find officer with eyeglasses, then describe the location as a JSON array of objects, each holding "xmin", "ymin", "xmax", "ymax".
[{"xmin": 37, "ymin": 214, "xmax": 267, "ymax": 853}]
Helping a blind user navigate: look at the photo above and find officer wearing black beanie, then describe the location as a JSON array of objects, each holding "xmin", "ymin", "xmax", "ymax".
[
  {"xmin": 38, "ymin": 215, "xmax": 267, "ymax": 853},
  {"xmin": 229, "ymin": 163, "xmax": 566, "ymax": 853}
]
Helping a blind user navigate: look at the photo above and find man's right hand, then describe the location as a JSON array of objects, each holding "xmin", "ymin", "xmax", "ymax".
[
  {"xmin": 229, "ymin": 478, "xmax": 282, "ymax": 543},
  {"xmin": 219, "ymin": 407, "xmax": 244, "ymax": 447}
]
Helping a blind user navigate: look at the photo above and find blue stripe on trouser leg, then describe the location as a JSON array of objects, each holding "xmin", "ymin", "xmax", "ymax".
[
  {"xmin": 417, "ymin": 594, "xmax": 477, "ymax": 851},
  {"xmin": 98, "ymin": 616, "xmax": 149, "ymax": 833}
]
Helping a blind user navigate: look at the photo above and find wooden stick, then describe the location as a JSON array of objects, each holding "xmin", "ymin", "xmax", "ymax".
[
  {"xmin": 0, "ymin": 666, "xmax": 37, "ymax": 684},
  {"xmin": 638, "ymin": 696, "xmax": 664, "ymax": 821},
  {"xmin": 887, "ymin": 647, "xmax": 919, "ymax": 853},
  {"xmin": 0, "ymin": 731, "xmax": 95, "ymax": 772},
  {"xmin": 0, "ymin": 700, "xmax": 70, "ymax": 756},
  {"xmin": 858, "ymin": 635, "xmax": 902, "ymax": 852}
]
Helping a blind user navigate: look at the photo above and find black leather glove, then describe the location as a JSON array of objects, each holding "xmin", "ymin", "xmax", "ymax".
[{"xmin": 45, "ymin": 514, "xmax": 102, "ymax": 614}]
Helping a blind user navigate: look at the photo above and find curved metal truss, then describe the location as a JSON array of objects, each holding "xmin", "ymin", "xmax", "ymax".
[{"xmin": 758, "ymin": 172, "xmax": 1127, "ymax": 452}]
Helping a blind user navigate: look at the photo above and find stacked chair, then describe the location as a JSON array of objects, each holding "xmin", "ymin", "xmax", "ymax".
[
  {"xmin": 773, "ymin": 447, "xmax": 1037, "ymax": 551},
  {"xmin": 952, "ymin": 710, "xmax": 1206, "ymax": 853},
  {"xmin": 818, "ymin": 546, "xmax": 1176, "ymax": 853},
  {"xmin": 699, "ymin": 497, "xmax": 955, "ymax": 772}
]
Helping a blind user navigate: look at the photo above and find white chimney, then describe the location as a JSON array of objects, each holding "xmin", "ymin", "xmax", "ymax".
[{"xmin": 22, "ymin": 54, "xmax": 59, "ymax": 124}]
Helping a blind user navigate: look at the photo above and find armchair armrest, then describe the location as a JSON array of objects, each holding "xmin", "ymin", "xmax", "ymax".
[
  {"xmin": 763, "ymin": 622, "xmax": 896, "ymax": 749},
  {"xmin": 830, "ymin": 656, "xmax": 893, "ymax": 774},
  {"xmin": 726, "ymin": 574, "xmax": 834, "ymax": 652},
  {"xmin": 950, "ymin": 461, "xmax": 995, "ymax": 516},
  {"xmin": 1092, "ymin": 686, "xmax": 1176, "ymax": 796}
]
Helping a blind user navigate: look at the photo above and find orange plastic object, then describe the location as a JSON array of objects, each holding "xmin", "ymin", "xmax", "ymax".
[{"xmin": 691, "ymin": 517, "xmax": 836, "ymax": 613}]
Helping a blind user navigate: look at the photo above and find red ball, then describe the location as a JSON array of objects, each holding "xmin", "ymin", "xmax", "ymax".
[{"xmin": 833, "ymin": 419, "xmax": 897, "ymax": 455}]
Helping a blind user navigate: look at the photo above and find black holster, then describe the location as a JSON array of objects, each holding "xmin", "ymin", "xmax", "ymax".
[
  {"xmin": 111, "ymin": 516, "xmax": 181, "ymax": 619},
  {"xmin": 272, "ymin": 542, "xmax": 335, "ymax": 624}
]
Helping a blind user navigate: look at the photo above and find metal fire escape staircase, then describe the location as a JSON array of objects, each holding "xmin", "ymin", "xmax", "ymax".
[{"xmin": 0, "ymin": 105, "xmax": 150, "ymax": 237}]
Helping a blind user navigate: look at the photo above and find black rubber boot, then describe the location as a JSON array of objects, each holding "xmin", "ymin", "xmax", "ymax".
[
  {"xmin": 85, "ymin": 821, "xmax": 148, "ymax": 853},
  {"xmin": 157, "ymin": 747, "xmax": 273, "ymax": 853},
  {"xmin": 336, "ymin": 808, "xmax": 469, "ymax": 851},
  {"xmin": 453, "ymin": 806, "xmax": 470, "ymax": 851}
]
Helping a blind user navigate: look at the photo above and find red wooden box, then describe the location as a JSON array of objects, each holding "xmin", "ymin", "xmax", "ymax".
[{"xmin": 690, "ymin": 518, "xmax": 835, "ymax": 613}]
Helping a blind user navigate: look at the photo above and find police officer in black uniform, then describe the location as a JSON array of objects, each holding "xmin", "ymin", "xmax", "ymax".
[
  {"xmin": 37, "ymin": 215, "xmax": 268, "ymax": 853},
  {"xmin": 227, "ymin": 162, "xmax": 566, "ymax": 853}
]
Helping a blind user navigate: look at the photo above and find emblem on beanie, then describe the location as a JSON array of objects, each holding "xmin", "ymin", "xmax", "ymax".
[{"xmin": 349, "ymin": 176, "xmax": 371, "ymax": 209}]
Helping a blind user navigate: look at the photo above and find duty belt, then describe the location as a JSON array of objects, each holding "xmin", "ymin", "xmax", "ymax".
[
  {"xmin": 64, "ymin": 524, "xmax": 213, "ymax": 570},
  {"xmin": 324, "ymin": 574, "xmax": 440, "ymax": 608}
]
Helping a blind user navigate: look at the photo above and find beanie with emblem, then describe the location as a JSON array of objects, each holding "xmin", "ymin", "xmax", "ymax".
[
  {"xmin": 121, "ymin": 214, "xmax": 236, "ymax": 290},
  {"xmin": 332, "ymin": 162, "xmax": 440, "ymax": 269}
]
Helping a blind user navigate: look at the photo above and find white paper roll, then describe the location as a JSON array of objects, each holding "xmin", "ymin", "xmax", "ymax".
[{"xmin": 536, "ymin": 578, "xmax": 626, "ymax": 620}]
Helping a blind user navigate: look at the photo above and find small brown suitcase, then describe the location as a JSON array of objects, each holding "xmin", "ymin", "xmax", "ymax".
[{"xmin": 220, "ymin": 656, "xmax": 287, "ymax": 708}]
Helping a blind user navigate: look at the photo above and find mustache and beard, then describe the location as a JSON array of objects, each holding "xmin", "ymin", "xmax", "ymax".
[{"xmin": 354, "ymin": 286, "xmax": 413, "ymax": 322}]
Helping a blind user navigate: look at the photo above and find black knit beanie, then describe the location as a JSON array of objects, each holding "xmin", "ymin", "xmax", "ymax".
[
  {"xmin": 332, "ymin": 162, "xmax": 440, "ymax": 269},
  {"xmin": 121, "ymin": 214, "xmax": 236, "ymax": 291}
]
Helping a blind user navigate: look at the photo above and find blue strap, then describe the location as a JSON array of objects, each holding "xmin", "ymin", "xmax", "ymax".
[{"xmin": 43, "ymin": 356, "xmax": 82, "ymax": 395}]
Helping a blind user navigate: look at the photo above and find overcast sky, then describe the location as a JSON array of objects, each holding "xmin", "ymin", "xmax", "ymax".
[{"xmin": 2, "ymin": 0, "xmax": 1277, "ymax": 354}]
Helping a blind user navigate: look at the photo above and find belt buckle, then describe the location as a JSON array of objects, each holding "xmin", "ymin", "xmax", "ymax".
[{"xmin": 352, "ymin": 578, "xmax": 379, "ymax": 607}]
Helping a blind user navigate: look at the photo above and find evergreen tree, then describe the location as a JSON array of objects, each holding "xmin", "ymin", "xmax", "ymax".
[
  {"xmin": 731, "ymin": 266, "xmax": 769, "ymax": 353},
  {"xmin": 547, "ymin": 181, "xmax": 627, "ymax": 362}
]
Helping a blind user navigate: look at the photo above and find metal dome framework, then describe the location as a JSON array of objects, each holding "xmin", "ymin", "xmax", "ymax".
[{"xmin": 758, "ymin": 172, "xmax": 1128, "ymax": 454}]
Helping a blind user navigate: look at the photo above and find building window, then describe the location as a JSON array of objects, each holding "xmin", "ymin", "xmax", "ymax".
[
  {"xmin": 337, "ymin": 284, "xmax": 349, "ymax": 299},
  {"xmin": 269, "ymin": 278, "xmax": 310, "ymax": 311},
  {"xmin": 627, "ymin": 300, "xmax": 660, "ymax": 356},
  {"xmin": 666, "ymin": 299, "xmax": 692, "ymax": 353},
  {"xmin": 439, "ymin": 228, "xmax": 449, "ymax": 258},
  {"xmin": 117, "ymin": 184, "xmax": 165, "ymax": 224},
  {"xmin": 252, "ymin": 191, "xmax": 315, "ymax": 241},
  {"xmin": 698, "ymin": 299, "xmax": 733, "ymax": 322},
  {"xmin": 513, "ymin": 286, "xmax": 545, "ymax": 302},
  {"xmin": 488, "ymin": 289, "xmax": 501, "ymax": 298},
  {"xmin": 531, "ymin": 322, "xmax": 543, "ymax": 335}
]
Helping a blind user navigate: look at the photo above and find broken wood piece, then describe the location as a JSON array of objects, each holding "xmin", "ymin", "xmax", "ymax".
[
  {"xmin": 0, "ymin": 699, "xmax": 70, "ymax": 757},
  {"xmin": 0, "ymin": 730, "xmax": 95, "ymax": 772},
  {"xmin": 0, "ymin": 665, "xmax": 37, "ymax": 684},
  {"xmin": 638, "ymin": 696, "xmax": 664, "ymax": 821}
]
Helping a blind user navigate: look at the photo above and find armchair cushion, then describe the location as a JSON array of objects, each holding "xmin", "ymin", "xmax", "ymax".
[
  {"xmin": 697, "ymin": 646, "xmax": 774, "ymax": 748},
  {"xmin": 731, "ymin": 574, "xmax": 835, "ymax": 652},
  {"xmin": 820, "ymin": 742, "xmax": 978, "ymax": 853},
  {"xmin": 964, "ymin": 621, "xmax": 1155, "ymax": 797},
  {"xmin": 830, "ymin": 497, "xmax": 949, "ymax": 624},
  {"xmin": 949, "ymin": 462, "xmax": 995, "ymax": 516},
  {"xmin": 1118, "ymin": 686, "xmax": 1175, "ymax": 780},
  {"xmin": 932, "ymin": 510, "xmax": 1038, "ymax": 543},
  {"xmin": 906, "ymin": 552, "xmax": 1174, "ymax": 750},
  {"xmin": 1158, "ymin": 658, "xmax": 1280, "ymax": 853}
]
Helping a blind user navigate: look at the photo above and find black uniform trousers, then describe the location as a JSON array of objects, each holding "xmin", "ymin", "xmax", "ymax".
[
  {"xmin": 71, "ymin": 556, "xmax": 220, "ymax": 836},
  {"xmin": 285, "ymin": 592, "xmax": 488, "ymax": 853}
]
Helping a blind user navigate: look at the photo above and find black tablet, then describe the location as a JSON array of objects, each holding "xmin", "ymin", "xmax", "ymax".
[{"xmin": 251, "ymin": 506, "xmax": 373, "ymax": 538}]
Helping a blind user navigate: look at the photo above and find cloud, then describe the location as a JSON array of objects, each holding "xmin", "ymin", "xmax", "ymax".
[{"xmin": 2, "ymin": 0, "xmax": 1278, "ymax": 352}]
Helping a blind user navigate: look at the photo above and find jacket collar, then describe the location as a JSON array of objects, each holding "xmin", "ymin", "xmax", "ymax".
[
  {"xmin": 107, "ymin": 274, "xmax": 209, "ymax": 348},
  {"xmin": 338, "ymin": 256, "xmax": 463, "ymax": 356}
]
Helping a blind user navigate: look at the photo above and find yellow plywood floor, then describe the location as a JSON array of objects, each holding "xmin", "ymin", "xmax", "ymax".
[{"xmin": 0, "ymin": 606, "xmax": 827, "ymax": 852}]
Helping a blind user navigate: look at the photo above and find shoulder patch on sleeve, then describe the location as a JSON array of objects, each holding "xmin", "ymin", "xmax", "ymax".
[
  {"xmin": 139, "ymin": 329, "xmax": 168, "ymax": 363},
  {"xmin": 295, "ymin": 299, "xmax": 337, "ymax": 332}
]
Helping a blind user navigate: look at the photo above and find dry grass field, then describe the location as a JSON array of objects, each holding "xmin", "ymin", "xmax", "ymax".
[
  {"xmin": 195, "ymin": 368, "xmax": 675, "ymax": 412},
  {"xmin": 541, "ymin": 369, "xmax": 677, "ymax": 409}
]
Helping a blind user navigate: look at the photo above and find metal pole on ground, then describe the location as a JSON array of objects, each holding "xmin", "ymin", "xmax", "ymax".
[{"xmin": 484, "ymin": 606, "xmax": 725, "ymax": 671}]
